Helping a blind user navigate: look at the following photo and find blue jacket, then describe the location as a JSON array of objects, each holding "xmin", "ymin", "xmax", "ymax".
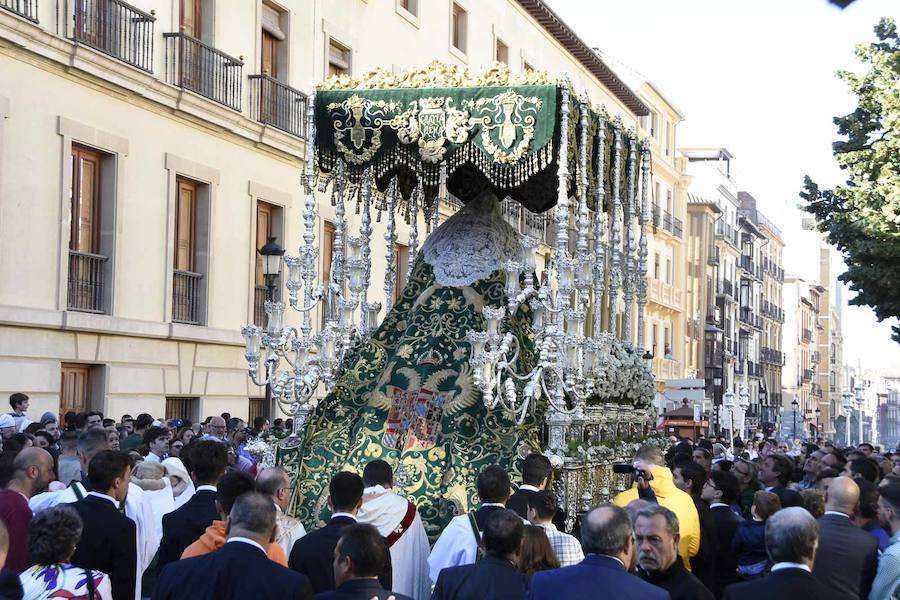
[
  {"xmin": 731, "ymin": 520, "xmax": 768, "ymax": 567},
  {"xmin": 526, "ymin": 554, "xmax": 669, "ymax": 600}
]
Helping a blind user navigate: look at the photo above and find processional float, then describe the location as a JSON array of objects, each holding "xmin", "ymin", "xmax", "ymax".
[{"xmin": 241, "ymin": 63, "xmax": 661, "ymax": 534}]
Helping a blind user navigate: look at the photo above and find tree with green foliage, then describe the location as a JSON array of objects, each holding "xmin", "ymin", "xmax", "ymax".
[{"xmin": 801, "ymin": 17, "xmax": 900, "ymax": 343}]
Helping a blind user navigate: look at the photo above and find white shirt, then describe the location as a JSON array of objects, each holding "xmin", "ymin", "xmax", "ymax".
[
  {"xmin": 771, "ymin": 561, "xmax": 811, "ymax": 573},
  {"xmin": 227, "ymin": 537, "xmax": 266, "ymax": 554},
  {"xmin": 824, "ymin": 511, "xmax": 851, "ymax": 518},
  {"xmin": 330, "ymin": 512, "xmax": 358, "ymax": 521},
  {"xmin": 710, "ymin": 502, "xmax": 731, "ymax": 509},
  {"xmin": 196, "ymin": 485, "xmax": 217, "ymax": 493},
  {"xmin": 145, "ymin": 453, "xmax": 163, "ymax": 463},
  {"xmin": 87, "ymin": 491, "xmax": 119, "ymax": 507},
  {"xmin": 518, "ymin": 484, "xmax": 541, "ymax": 493}
]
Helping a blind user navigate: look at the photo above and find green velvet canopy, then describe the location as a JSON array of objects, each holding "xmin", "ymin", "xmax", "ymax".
[{"xmin": 313, "ymin": 63, "xmax": 639, "ymax": 214}]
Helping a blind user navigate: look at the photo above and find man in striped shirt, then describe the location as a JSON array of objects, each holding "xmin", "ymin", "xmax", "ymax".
[
  {"xmin": 527, "ymin": 491, "xmax": 584, "ymax": 567},
  {"xmin": 871, "ymin": 482, "xmax": 900, "ymax": 600}
]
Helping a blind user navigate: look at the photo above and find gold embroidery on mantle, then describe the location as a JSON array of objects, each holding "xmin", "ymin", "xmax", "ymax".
[{"xmin": 319, "ymin": 60, "xmax": 557, "ymax": 91}]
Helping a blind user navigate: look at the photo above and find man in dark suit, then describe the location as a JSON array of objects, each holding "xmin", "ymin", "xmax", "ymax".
[
  {"xmin": 314, "ymin": 523, "xmax": 411, "ymax": 600},
  {"xmin": 432, "ymin": 509, "xmax": 526, "ymax": 600},
  {"xmin": 758, "ymin": 454, "xmax": 802, "ymax": 508},
  {"xmin": 290, "ymin": 471, "xmax": 390, "ymax": 594},
  {"xmin": 526, "ymin": 503, "xmax": 668, "ymax": 600},
  {"xmin": 634, "ymin": 504, "xmax": 713, "ymax": 600},
  {"xmin": 701, "ymin": 469, "xmax": 742, "ymax": 596},
  {"xmin": 722, "ymin": 507, "xmax": 844, "ymax": 600},
  {"xmin": 506, "ymin": 453, "xmax": 566, "ymax": 530},
  {"xmin": 812, "ymin": 476, "xmax": 879, "ymax": 599},
  {"xmin": 672, "ymin": 459, "xmax": 718, "ymax": 590},
  {"xmin": 154, "ymin": 491, "xmax": 312, "ymax": 600},
  {"xmin": 157, "ymin": 440, "xmax": 228, "ymax": 571},
  {"xmin": 68, "ymin": 450, "xmax": 137, "ymax": 600}
]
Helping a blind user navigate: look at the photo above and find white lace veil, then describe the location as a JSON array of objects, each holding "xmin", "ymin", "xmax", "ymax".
[{"xmin": 421, "ymin": 189, "xmax": 522, "ymax": 287}]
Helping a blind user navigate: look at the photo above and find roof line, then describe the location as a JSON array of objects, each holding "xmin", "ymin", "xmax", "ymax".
[{"xmin": 515, "ymin": 0, "xmax": 649, "ymax": 116}]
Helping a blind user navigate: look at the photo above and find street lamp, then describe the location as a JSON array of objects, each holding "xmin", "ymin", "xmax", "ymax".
[
  {"xmin": 712, "ymin": 367, "xmax": 723, "ymax": 437},
  {"xmin": 738, "ymin": 385, "xmax": 750, "ymax": 442},
  {"xmin": 815, "ymin": 406, "xmax": 821, "ymax": 442},
  {"xmin": 842, "ymin": 391, "xmax": 853, "ymax": 447},
  {"xmin": 724, "ymin": 389, "xmax": 736, "ymax": 445},
  {"xmin": 791, "ymin": 398, "xmax": 799, "ymax": 442},
  {"xmin": 258, "ymin": 236, "xmax": 284, "ymax": 420},
  {"xmin": 856, "ymin": 386, "xmax": 865, "ymax": 445}
]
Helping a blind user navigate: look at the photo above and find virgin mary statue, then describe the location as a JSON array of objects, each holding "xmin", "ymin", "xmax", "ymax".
[{"xmin": 291, "ymin": 189, "xmax": 541, "ymax": 538}]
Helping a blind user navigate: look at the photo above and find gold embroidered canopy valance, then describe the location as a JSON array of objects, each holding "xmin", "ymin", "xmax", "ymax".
[{"xmin": 313, "ymin": 62, "xmax": 639, "ymax": 215}]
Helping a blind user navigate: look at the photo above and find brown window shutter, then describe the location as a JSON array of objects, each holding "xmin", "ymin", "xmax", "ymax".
[{"xmin": 175, "ymin": 178, "xmax": 197, "ymax": 272}]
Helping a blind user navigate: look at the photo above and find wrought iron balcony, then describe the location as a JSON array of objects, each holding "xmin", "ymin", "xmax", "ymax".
[
  {"xmin": 760, "ymin": 347, "xmax": 784, "ymax": 365},
  {"xmin": 739, "ymin": 306, "xmax": 762, "ymax": 329},
  {"xmin": 163, "ymin": 32, "xmax": 243, "ymax": 110},
  {"xmin": 707, "ymin": 245, "xmax": 720, "ymax": 266},
  {"xmin": 62, "ymin": 0, "xmax": 155, "ymax": 72},
  {"xmin": 172, "ymin": 269, "xmax": 203, "ymax": 325},
  {"xmin": 802, "ymin": 368, "xmax": 814, "ymax": 382},
  {"xmin": 248, "ymin": 74, "xmax": 308, "ymax": 138},
  {"xmin": 1, "ymin": 0, "xmax": 38, "ymax": 21},
  {"xmin": 659, "ymin": 208, "xmax": 683, "ymax": 238},
  {"xmin": 802, "ymin": 328, "xmax": 813, "ymax": 342},
  {"xmin": 715, "ymin": 221, "xmax": 739, "ymax": 247},
  {"xmin": 67, "ymin": 250, "xmax": 107, "ymax": 313}
]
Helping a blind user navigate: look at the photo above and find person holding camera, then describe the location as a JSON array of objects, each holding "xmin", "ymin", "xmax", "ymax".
[{"xmin": 613, "ymin": 444, "xmax": 700, "ymax": 571}]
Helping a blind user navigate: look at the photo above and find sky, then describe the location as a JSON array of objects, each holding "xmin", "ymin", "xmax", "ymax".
[{"xmin": 546, "ymin": 0, "xmax": 900, "ymax": 372}]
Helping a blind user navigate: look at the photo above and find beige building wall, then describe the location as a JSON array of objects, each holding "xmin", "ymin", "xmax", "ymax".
[
  {"xmin": 0, "ymin": 0, "xmax": 645, "ymax": 421},
  {"xmin": 635, "ymin": 83, "xmax": 686, "ymax": 385}
]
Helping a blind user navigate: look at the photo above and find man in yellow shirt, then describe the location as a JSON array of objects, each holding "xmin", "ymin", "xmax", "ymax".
[{"xmin": 613, "ymin": 445, "xmax": 700, "ymax": 570}]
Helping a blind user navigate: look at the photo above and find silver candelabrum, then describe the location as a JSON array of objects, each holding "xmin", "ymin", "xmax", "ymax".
[{"xmin": 467, "ymin": 89, "xmax": 653, "ymax": 448}]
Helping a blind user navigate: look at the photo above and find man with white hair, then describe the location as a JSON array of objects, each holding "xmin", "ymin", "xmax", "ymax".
[
  {"xmin": 358, "ymin": 459, "xmax": 430, "ymax": 600},
  {"xmin": 256, "ymin": 466, "xmax": 306, "ymax": 557},
  {"xmin": 722, "ymin": 507, "xmax": 844, "ymax": 600}
]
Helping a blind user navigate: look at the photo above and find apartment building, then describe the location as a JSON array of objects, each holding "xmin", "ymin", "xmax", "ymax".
[
  {"xmin": 685, "ymin": 191, "xmax": 721, "ymax": 418},
  {"xmin": 682, "ymin": 148, "xmax": 740, "ymax": 434},
  {"xmin": 0, "ymin": 0, "xmax": 646, "ymax": 420},
  {"xmin": 637, "ymin": 84, "xmax": 687, "ymax": 387},
  {"xmin": 782, "ymin": 276, "xmax": 824, "ymax": 439}
]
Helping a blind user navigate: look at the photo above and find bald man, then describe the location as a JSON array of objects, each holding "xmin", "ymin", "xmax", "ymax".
[
  {"xmin": 812, "ymin": 476, "xmax": 878, "ymax": 600},
  {"xmin": 0, "ymin": 448, "xmax": 54, "ymax": 571}
]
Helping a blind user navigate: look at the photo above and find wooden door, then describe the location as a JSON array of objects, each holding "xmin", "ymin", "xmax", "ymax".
[
  {"xmin": 261, "ymin": 30, "xmax": 278, "ymax": 78},
  {"xmin": 70, "ymin": 145, "xmax": 101, "ymax": 254},
  {"xmin": 175, "ymin": 178, "xmax": 197, "ymax": 273},
  {"xmin": 179, "ymin": 0, "xmax": 201, "ymax": 38},
  {"xmin": 60, "ymin": 364, "xmax": 90, "ymax": 416}
]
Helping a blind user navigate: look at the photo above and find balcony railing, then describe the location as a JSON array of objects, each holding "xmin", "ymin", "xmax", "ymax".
[
  {"xmin": 802, "ymin": 368, "xmax": 814, "ymax": 382},
  {"xmin": 652, "ymin": 356, "xmax": 682, "ymax": 380},
  {"xmin": 164, "ymin": 32, "xmax": 243, "ymax": 110},
  {"xmin": 248, "ymin": 74, "xmax": 308, "ymax": 138},
  {"xmin": 802, "ymin": 328, "xmax": 813, "ymax": 342},
  {"xmin": 657, "ymin": 208, "xmax": 683, "ymax": 238},
  {"xmin": 1, "ymin": 0, "xmax": 38, "ymax": 21},
  {"xmin": 715, "ymin": 221, "xmax": 739, "ymax": 247},
  {"xmin": 739, "ymin": 306, "xmax": 762, "ymax": 329},
  {"xmin": 718, "ymin": 278, "xmax": 734, "ymax": 299},
  {"xmin": 67, "ymin": 250, "xmax": 107, "ymax": 313},
  {"xmin": 739, "ymin": 255, "xmax": 760, "ymax": 279},
  {"xmin": 707, "ymin": 245, "xmax": 719, "ymax": 266},
  {"xmin": 810, "ymin": 351, "xmax": 820, "ymax": 364},
  {"xmin": 649, "ymin": 278, "xmax": 683, "ymax": 311},
  {"xmin": 760, "ymin": 347, "xmax": 784, "ymax": 366},
  {"xmin": 62, "ymin": 0, "xmax": 155, "ymax": 72},
  {"xmin": 172, "ymin": 269, "xmax": 203, "ymax": 325}
]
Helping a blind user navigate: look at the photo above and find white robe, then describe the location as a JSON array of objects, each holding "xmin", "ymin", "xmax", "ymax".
[
  {"xmin": 427, "ymin": 513, "xmax": 480, "ymax": 585},
  {"xmin": 29, "ymin": 481, "xmax": 163, "ymax": 600},
  {"xmin": 275, "ymin": 505, "xmax": 307, "ymax": 558},
  {"xmin": 357, "ymin": 486, "xmax": 431, "ymax": 600}
]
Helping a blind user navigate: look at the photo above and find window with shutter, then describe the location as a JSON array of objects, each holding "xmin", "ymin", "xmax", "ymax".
[
  {"xmin": 328, "ymin": 39, "xmax": 351, "ymax": 77},
  {"xmin": 180, "ymin": 0, "xmax": 202, "ymax": 38},
  {"xmin": 70, "ymin": 145, "xmax": 102, "ymax": 254},
  {"xmin": 175, "ymin": 178, "xmax": 196, "ymax": 272}
]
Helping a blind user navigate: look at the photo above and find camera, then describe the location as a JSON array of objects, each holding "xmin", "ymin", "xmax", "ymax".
[{"xmin": 612, "ymin": 464, "xmax": 651, "ymax": 480}]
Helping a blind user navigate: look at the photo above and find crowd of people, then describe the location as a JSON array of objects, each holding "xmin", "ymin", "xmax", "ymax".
[{"xmin": 0, "ymin": 391, "xmax": 898, "ymax": 600}]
